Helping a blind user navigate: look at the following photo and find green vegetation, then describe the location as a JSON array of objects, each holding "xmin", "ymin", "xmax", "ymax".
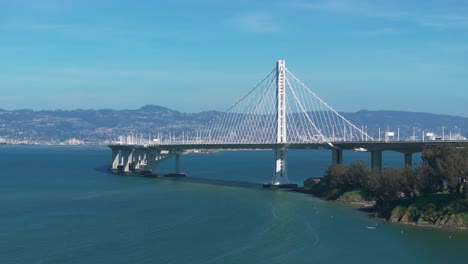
[
  {"xmin": 311, "ymin": 144, "xmax": 468, "ymax": 228},
  {"xmin": 330, "ymin": 189, "xmax": 377, "ymax": 208}
]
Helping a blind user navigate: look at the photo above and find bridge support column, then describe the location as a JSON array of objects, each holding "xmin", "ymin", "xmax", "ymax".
[
  {"xmin": 175, "ymin": 152, "xmax": 181, "ymax": 174},
  {"xmin": 111, "ymin": 148, "xmax": 120, "ymax": 170},
  {"xmin": 137, "ymin": 149, "xmax": 147, "ymax": 170},
  {"xmin": 271, "ymin": 148, "xmax": 289, "ymax": 185},
  {"xmin": 133, "ymin": 149, "xmax": 142, "ymax": 170},
  {"xmin": 332, "ymin": 149, "xmax": 343, "ymax": 164},
  {"xmin": 145, "ymin": 150, "xmax": 158, "ymax": 174},
  {"xmin": 142, "ymin": 151, "xmax": 147, "ymax": 168},
  {"xmin": 266, "ymin": 60, "xmax": 294, "ymax": 187},
  {"xmin": 370, "ymin": 150, "xmax": 382, "ymax": 172},
  {"xmin": 404, "ymin": 152, "xmax": 413, "ymax": 168},
  {"xmin": 121, "ymin": 149, "xmax": 134, "ymax": 173},
  {"xmin": 137, "ymin": 149, "xmax": 149, "ymax": 170}
]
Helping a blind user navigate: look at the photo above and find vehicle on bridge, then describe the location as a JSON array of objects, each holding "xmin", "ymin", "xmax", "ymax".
[{"xmin": 354, "ymin": 147, "xmax": 367, "ymax": 152}]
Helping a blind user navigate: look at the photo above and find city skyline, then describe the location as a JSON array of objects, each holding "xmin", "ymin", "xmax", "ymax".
[{"xmin": 1, "ymin": 0, "xmax": 467, "ymax": 117}]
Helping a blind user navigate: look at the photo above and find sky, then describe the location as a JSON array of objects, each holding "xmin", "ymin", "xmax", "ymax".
[{"xmin": 0, "ymin": 0, "xmax": 467, "ymax": 117}]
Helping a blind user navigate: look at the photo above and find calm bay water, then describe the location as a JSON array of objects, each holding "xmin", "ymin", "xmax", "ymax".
[{"xmin": 0, "ymin": 146, "xmax": 467, "ymax": 264}]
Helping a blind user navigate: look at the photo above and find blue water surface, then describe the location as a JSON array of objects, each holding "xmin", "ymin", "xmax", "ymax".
[{"xmin": 0, "ymin": 146, "xmax": 466, "ymax": 264}]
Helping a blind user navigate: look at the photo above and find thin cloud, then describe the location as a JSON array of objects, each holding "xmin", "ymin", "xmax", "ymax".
[
  {"xmin": 231, "ymin": 12, "xmax": 281, "ymax": 33},
  {"xmin": 39, "ymin": 67, "xmax": 169, "ymax": 79},
  {"xmin": 287, "ymin": 0, "xmax": 404, "ymax": 20},
  {"xmin": 287, "ymin": 0, "xmax": 468, "ymax": 30},
  {"xmin": 0, "ymin": 67, "xmax": 170, "ymax": 93},
  {"xmin": 6, "ymin": 22, "xmax": 70, "ymax": 31},
  {"xmin": 0, "ymin": 18, "xmax": 74, "ymax": 32},
  {"xmin": 0, "ymin": 19, "xmax": 199, "ymax": 44},
  {"xmin": 1, "ymin": 0, "xmax": 70, "ymax": 13},
  {"xmin": 431, "ymin": 42, "xmax": 468, "ymax": 53},
  {"xmin": 353, "ymin": 28, "xmax": 399, "ymax": 37},
  {"xmin": 417, "ymin": 13, "xmax": 468, "ymax": 29}
]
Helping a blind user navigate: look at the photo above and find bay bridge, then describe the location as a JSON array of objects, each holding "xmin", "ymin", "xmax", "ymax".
[{"xmin": 108, "ymin": 60, "xmax": 466, "ymax": 187}]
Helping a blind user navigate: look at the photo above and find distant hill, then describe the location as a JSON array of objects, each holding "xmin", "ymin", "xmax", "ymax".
[{"xmin": 0, "ymin": 105, "xmax": 466, "ymax": 144}]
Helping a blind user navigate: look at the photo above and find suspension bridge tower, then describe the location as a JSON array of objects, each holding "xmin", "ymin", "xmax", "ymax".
[{"xmin": 271, "ymin": 60, "xmax": 291, "ymax": 186}]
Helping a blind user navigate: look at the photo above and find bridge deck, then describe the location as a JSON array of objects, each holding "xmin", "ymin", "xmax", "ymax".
[{"xmin": 109, "ymin": 140, "xmax": 467, "ymax": 153}]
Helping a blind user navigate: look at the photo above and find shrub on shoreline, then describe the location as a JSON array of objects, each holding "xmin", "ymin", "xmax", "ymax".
[{"xmin": 310, "ymin": 144, "xmax": 468, "ymax": 227}]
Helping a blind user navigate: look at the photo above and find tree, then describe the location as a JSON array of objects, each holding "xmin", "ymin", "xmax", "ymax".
[
  {"xmin": 401, "ymin": 166, "xmax": 423, "ymax": 199},
  {"xmin": 370, "ymin": 168, "xmax": 405, "ymax": 201},
  {"xmin": 322, "ymin": 163, "xmax": 347, "ymax": 189},
  {"xmin": 366, "ymin": 168, "xmax": 406, "ymax": 217},
  {"xmin": 316, "ymin": 163, "xmax": 347, "ymax": 198},
  {"xmin": 421, "ymin": 146, "xmax": 446, "ymax": 193},
  {"xmin": 317, "ymin": 161, "xmax": 373, "ymax": 199},
  {"xmin": 344, "ymin": 160, "xmax": 371, "ymax": 190},
  {"xmin": 422, "ymin": 145, "xmax": 468, "ymax": 197}
]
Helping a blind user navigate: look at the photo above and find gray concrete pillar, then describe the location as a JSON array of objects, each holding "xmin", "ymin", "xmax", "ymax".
[
  {"xmin": 111, "ymin": 148, "xmax": 119, "ymax": 169},
  {"xmin": 271, "ymin": 147, "xmax": 289, "ymax": 185},
  {"xmin": 332, "ymin": 149, "xmax": 343, "ymax": 164},
  {"xmin": 404, "ymin": 152, "xmax": 413, "ymax": 168},
  {"xmin": 146, "ymin": 151, "xmax": 157, "ymax": 173},
  {"xmin": 122, "ymin": 150, "xmax": 133, "ymax": 173},
  {"xmin": 134, "ymin": 149, "xmax": 144, "ymax": 170},
  {"xmin": 133, "ymin": 149, "xmax": 139, "ymax": 170},
  {"xmin": 141, "ymin": 151, "xmax": 147, "ymax": 169},
  {"xmin": 175, "ymin": 153, "xmax": 181, "ymax": 174},
  {"xmin": 371, "ymin": 150, "xmax": 382, "ymax": 172}
]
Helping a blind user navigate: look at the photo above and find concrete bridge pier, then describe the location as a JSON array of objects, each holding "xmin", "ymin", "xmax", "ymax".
[
  {"xmin": 121, "ymin": 149, "xmax": 134, "ymax": 173},
  {"xmin": 133, "ymin": 149, "xmax": 146, "ymax": 170},
  {"xmin": 370, "ymin": 150, "xmax": 382, "ymax": 172},
  {"xmin": 404, "ymin": 152, "xmax": 413, "ymax": 168},
  {"xmin": 141, "ymin": 151, "xmax": 147, "ymax": 168},
  {"xmin": 175, "ymin": 151, "xmax": 181, "ymax": 174},
  {"xmin": 332, "ymin": 149, "xmax": 343, "ymax": 164},
  {"xmin": 132, "ymin": 149, "xmax": 139, "ymax": 170},
  {"xmin": 271, "ymin": 147, "xmax": 289, "ymax": 185},
  {"xmin": 145, "ymin": 150, "xmax": 159, "ymax": 174},
  {"xmin": 111, "ymin": 148, "xmax": 120, "ymax": 171},
  {"xmin": 263, "ymin": 148, "xmax": 296, "ymax": 188}
]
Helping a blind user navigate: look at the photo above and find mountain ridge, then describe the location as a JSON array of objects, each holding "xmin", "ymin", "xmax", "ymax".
[
  {"xmin": 1, "ymin": 105, "xmax": 466, "ymax": 118},
  {"xmin": 0, "ymin": 105, "xmax": 466, "ymax": 144}
]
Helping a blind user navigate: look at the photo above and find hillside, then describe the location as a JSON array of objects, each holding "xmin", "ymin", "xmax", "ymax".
[{"xmin": 0, "ymin": 106, "xmax": 466, "ymax": 144}]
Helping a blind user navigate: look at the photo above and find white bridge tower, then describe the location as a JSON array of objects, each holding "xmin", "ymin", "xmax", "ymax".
[{"xmin": 271, "ymin": 60, "xmax": 289, "ymax": 185}]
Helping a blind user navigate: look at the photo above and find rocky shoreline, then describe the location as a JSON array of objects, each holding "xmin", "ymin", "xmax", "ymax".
[
  {"xmin": 294, "ymin": 187, "xmax": 468, "ymax": 230},
  {"xmin": 385, "ymin": 205, "xmax": 468, "ymax": 230}
]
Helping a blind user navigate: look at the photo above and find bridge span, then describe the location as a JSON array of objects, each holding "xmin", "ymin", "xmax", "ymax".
[
  {"xmin": 107, "ymin": 60, "xmax": 467, "ymax": 186},
  {"xmin": 108, "ymin": 140, "xmax": 467, "ymax": 184}
]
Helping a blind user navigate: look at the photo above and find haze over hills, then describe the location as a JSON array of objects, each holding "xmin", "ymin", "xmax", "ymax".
[{"xmin": 0, "ymin": 105, "xmax": 466, "ymax": 144}]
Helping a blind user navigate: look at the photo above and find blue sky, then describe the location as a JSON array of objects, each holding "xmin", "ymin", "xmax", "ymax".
[{"xmin": 1, "ymin": 0, "xmax": 467, "ymax": 116}]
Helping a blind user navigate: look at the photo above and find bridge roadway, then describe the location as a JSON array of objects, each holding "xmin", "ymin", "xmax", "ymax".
[{"xmin": 108, "ymin": 140, "xmax": 467, "ymax": 178}]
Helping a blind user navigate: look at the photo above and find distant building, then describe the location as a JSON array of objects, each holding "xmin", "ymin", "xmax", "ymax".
[
  {"xmin": 425, "ymin": 132, "xmax": 436, "ymax": 141},
  {"xmin": 450, "ymin": 133, "xmax": 467, "ymax": 140},
  {"xmin": 65, "ymin": 138, "xmax": 82, "ymax": 145}
]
